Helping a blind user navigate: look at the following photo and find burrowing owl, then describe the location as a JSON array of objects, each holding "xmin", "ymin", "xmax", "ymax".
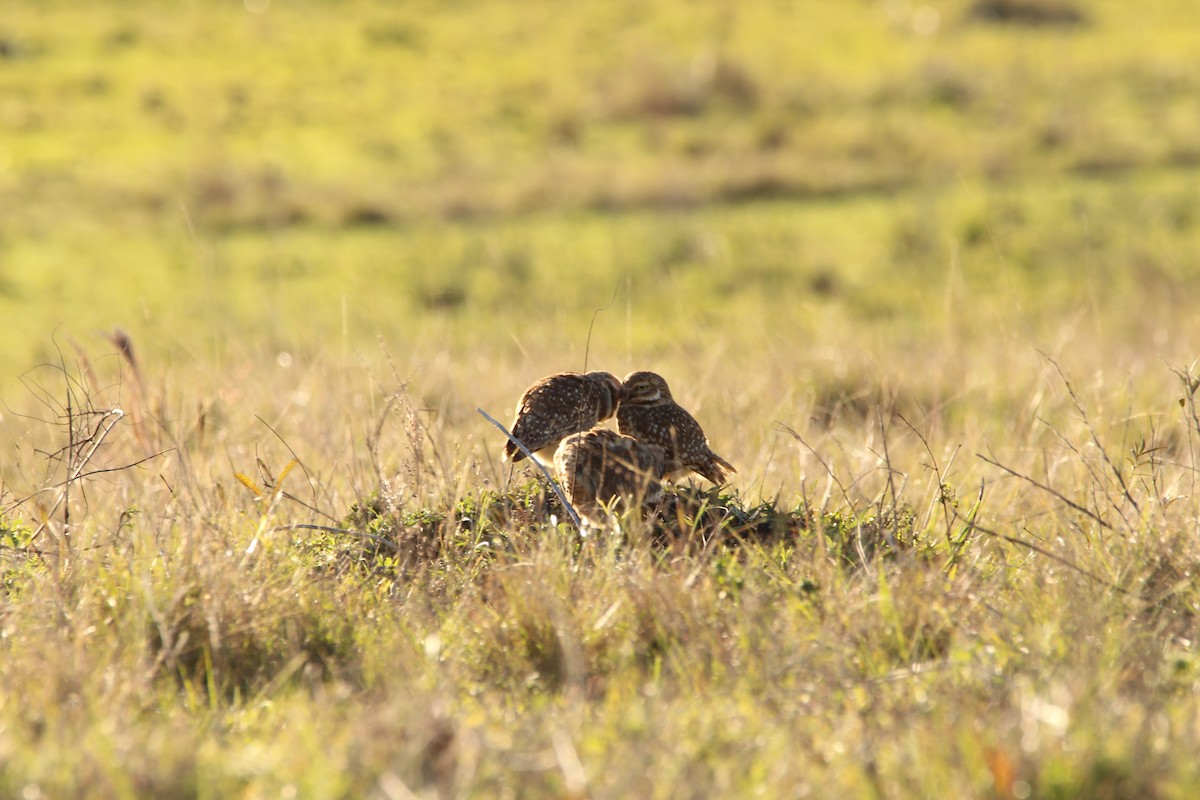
[
  {"xmin": 553, "ymin": 427, "xmax": 666, "ymax": 526},
  {"xmin": 617, "ymin": 370, "xmax": 736, "ymax": 485},
  {"xmin": 502, "ymin": 371, "xmax": 623, "ymax": 464}
]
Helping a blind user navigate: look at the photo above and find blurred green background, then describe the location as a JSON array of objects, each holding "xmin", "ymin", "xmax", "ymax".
[{"xmin": 2, "ymin": 0, "xmax": 1199, "ymax": 403}]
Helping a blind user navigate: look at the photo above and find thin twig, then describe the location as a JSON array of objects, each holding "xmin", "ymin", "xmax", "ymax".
[
  {"xmin": 873, "ymin": 399, "xmax": 899, "ymax": 550},
  {"xmin": 272, "ymin": 523, "xmax": 400, "ymax": 553},
  {"xmin": 30, "ymin": 407, "xmax": 125, "ymax": 546},
  {"xmin": 953, "ymin": 512, "xmax": 1140, "ymax": 599},
  {"xmin": 1035, "ymin": 415, "xmax": 1132, "ymax": 531},
  {"xmin": 877, "ymin": 399, "xmax": 898, "ymax": 516},
  {"xmin": 583, "ymin": 284, "xmax": 620, "ymax": 373},
  {"xmin": 255, "ymin": 414, "xmax": 319, "ymax": 507},
  {"xmin": 64, "ymin": 344, "xmax": 73, "ymax": 548},
  {"xmin": 44, "ymin": 449, "xmax": 174, "ymax": 488},
  {"xmin": 977, "ymin": 451, "xmax": 1112, "ymax": 530},
  {"xmin": 1041, "ymin": 352, "xmax": 1140, "ymax": 513},
  {"xmin": 777, "ymin": 422, "xmax": 856, "ymax": 512},
  {"xmin": 366, "ymin": 391, "xmax": 402, "ymax": 492},
  {"xmin": 477, "ymin": 407, "xmax": 583, "ymax": 531},
  {"xmin": 279, "ymin": 491, "xmax": 341, "ymax": 523},
  {"xmin": 1167, "ymin": 362, "xmax": 1200, "ymax": 531},
  {"xmin": 897, "ymin": 413, "xmax": 958, "ymax": 545}
]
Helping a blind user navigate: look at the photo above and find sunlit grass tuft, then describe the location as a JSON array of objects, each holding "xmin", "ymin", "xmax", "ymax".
[{"xmin": 2, "ymin": 339, "xmax": 1199, "ymax": 796}]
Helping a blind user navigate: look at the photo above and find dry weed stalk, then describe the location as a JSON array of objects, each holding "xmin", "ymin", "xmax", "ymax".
[
  {"xmin": 9, "ymin": 335, "xmax": 172, "ymax": 571},
  {"xmin": 358, "ymin": 340, "xmax": 454, "ymax": 519},
  {"xmin": 31, "ymin": 405, "xmax": 125, "ymax": 560},
  {"xmin": 1170, "ymin": 361, "xmax": 1200, "ymax": 533},
  {"xmin": 964, "ymin": 358, "xmax": 1200, "ymax": 602}
]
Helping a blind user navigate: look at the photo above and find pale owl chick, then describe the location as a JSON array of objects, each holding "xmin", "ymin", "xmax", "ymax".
[
  {"xmin": 617, "ymin": 370, "xmax": 736, "ymax": 485},
  {"xmin": 553, "ymin": 427, "xmax": 666, "ymax": 527},
  {"xmin": 502, "ymin": 371, "xmax": 623, "ymax": 465}
]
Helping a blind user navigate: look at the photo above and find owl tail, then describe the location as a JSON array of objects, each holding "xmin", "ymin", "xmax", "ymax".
[
  {"xmin": 502, "ymin": 440, "xmax": 527, "ymax": 463},
  {"xmin": 703, "ymin": 454, "xmax": 737, "ymax": 485}
]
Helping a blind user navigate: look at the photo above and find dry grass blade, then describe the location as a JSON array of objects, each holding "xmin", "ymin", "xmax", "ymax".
[
  {"xmin": 976, "ymin": 452, "xmax": 1113, "ymax": 531},
  {"xmin": 29, "ymin": 406, "xmax": 125, "ymax": 547},
  {"xmin": 1040, "ymin": 352, "xmax": 1140, "ymax": 514},
  {"xmin": 951, "ymin": 512, "xmax": 1141, "ymax": 599}
]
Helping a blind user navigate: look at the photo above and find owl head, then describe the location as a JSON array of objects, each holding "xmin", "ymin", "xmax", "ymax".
[
  {"xmin": 586, "ymin": 370, "xmax": 624, "ymax": 414},
  {"xmin": 621, "ymin": 370, "xmax": 672, "ymax": 404}
]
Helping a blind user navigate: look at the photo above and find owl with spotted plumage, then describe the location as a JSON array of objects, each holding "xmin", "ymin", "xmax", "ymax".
[
  {"xmin": 502, "ymin": 371, "xmax": 623, "ymax": 465},
  {"xmin": 553, "ymin": 427, "xmax": 666, "ymax": 527},
  {"xmin": 617, "ymin": 370, "xmax": 735, "ymax": 485}
]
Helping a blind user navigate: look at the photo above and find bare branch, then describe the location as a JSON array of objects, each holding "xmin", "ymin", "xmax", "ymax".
[
  {"xmin": 1040, "ymin": 351, "xmax": 1140, "ymax": 513},
  {"xmin": 476, "ymin": 407, "xmax": 583, "ymax": 532},
  {"xmin": 953, "ymin": 512, "xmax": 1139, "ymax": 599},
  {"xmin": 977, "ymin": 451, "xmax": 1112, "ymax": 531},
  {"xmin": 1036, "ymin": 414, "xmax": 1133, "ymax": 531},
  {"xmin": 30, "ymin": 406, "xmax": 126, "ymax": 547},
  {"xmin": 45, "ymin": 449, "xmax": 174, "ymax": 488}
]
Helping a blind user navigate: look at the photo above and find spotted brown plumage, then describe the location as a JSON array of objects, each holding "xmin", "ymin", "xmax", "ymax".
[
  {"xmin": 502, "ymin": 371, "xmax": 623, "ymax": 464},
  {"xmin": 617, "ymin": 370, "xmax": 735, "ymax": 485},
  {"xmin": 553, "ymin": 427, "xmax": 666, "ymax": 527}
]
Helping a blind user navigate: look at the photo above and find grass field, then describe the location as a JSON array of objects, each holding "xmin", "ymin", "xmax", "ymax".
[{"xmin": 2, "ymin": 1, "xmax": 1200, "ymax": 797}]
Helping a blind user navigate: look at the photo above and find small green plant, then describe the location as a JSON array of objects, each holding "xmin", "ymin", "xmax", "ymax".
[{"xmin": 0, "ymin": 513, "xmax": 33, "ymax": 550}]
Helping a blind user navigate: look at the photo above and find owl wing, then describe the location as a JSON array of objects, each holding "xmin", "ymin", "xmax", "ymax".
[
  {"xmin": 505, "ymin": 374, "xmax": 601, "ymax": 462},
  {"xmin": 626, "ymin": 402, "xmax": 705, "ymax": 454},
  {"xmin": 695, "ymin": 451, "xmax": 736, "ymax": 485},
  {"xmin": 621, "ymin": 403, "xmax": 733, "ymax": 484}
]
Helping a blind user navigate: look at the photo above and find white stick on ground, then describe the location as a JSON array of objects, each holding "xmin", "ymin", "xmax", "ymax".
[{"xmin": 476, "ymin": 407, "xmax": 584, "ymax": 532}]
